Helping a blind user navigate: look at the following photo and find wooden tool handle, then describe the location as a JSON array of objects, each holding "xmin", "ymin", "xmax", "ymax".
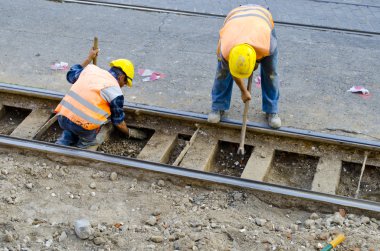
[
  {"xmin": 237, "ymin": 74, "xmax": 253, "ymax": 155},
  {"xmin": 93, "ymin": 37, "xmax": 98, "ymax": 65}
]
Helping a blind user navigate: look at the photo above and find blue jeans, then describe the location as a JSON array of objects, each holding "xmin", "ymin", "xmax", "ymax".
[
  {"xmin": 211, "ymin": 48, "xmax": 280, "ymax": 114},
  {"xmin": 56, "ymin": 115, "xmax": 99, "ymax": 148}
]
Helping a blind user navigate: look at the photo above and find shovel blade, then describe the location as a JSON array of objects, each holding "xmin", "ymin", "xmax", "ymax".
[{"xmin": 237, "ymin": 146, "xmax": 245, "ymax": 156}]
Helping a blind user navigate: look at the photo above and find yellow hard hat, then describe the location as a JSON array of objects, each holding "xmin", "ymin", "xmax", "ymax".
[
  {"xmin": 229, "ymin": 44, "xmax": 256, "ymax": 79},
  {"xmin": 110, "ymin": 59, "xmax": 135, "ymax": 87}
]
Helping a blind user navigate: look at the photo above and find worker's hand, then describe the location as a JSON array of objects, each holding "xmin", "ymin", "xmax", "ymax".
[
  {"xmin": 87, "ymin": 47, "xmax": 100, "ymax": 61},
  {"xmin": 80, "ymin": 47, "xmax": 100, "ymax": 68},
  {"xmin": 241, "ymin": 90, "xmax": 252, "ymax": 103},
  {"xmin": 128, "ymin": 128, "xmax": 148, "ymax": 140}
]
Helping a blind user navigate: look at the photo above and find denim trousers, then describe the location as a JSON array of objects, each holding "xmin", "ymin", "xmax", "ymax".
[
  {"xmin": 56, "ymin": 115, "xmax": 99, "ymax": 148},
  {"xmin": 211, "ymin": 48, "xmax": 280, "ymax": 114}
]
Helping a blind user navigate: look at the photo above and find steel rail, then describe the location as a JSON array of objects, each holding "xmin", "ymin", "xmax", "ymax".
[
  {"xmin": 302, "ymin": 0, "xmax": 380, "ymax": 9},
  {"xmin": 62, "ymin": 0, "xmax": 380, "ymax": 36},
  {"xmin": 0, "ymin": 83, "xmax": 64, "ymax": 100},
  {"xmin": 1, "ymin": 82, "xmax": 380, "ymax": 152},
  {"xmin": 126, "ymin": 103, "xmax": 380, "ymax": 151},
  {"xmin": 0, "ymin": 134, "xmax": 379, "ymax": 213}
]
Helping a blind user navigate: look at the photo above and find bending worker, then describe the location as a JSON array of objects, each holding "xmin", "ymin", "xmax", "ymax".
[
  {"xmin": 208, "ymin": 4, "xmax": 281, "ymax": 129},
  {"xmin": 55, "ymin": 47, "xmax": 146, "ymax": 148}
]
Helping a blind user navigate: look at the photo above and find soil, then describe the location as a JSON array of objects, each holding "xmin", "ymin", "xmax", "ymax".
[
  {"xmin": 167, "ymin": 134, "xmax": 191, "ymax": 165},
  {"xmin": 39, "ymin": 121, "xmax": 63, "ymax": 143},
  {"xmin": 0, "ymin": 106, "xmax": 31, "ymax": 135},
  {"xmin": 212, "ymin": 141, "xmax": 254, "ymax": 177},
  {"xmin": 0, "ymin": 150, "xmax": 379, "ymax": 251},
  {"xmin": 336, "ymin": 162, "xmax": 361, "ymax": 197},
  {"xmin": 264, "ymin": 151, "xmax": 319, "ymax": 190},
  {"xmin": 359, "ymin": 165, "xmax": 380, "ymax": 202},
  {"xmin": 337, "ymin": 162, "xmax": 380, "ymax": 202},
  {"xmin": 98, "ymin": 127, "xmax": 154, "ymax": 158}
]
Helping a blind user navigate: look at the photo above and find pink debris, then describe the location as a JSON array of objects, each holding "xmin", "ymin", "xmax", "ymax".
[
  {"xmin": 347, "ymin": 86, "xmax": 369, "ymax": 95},
  {"xmin": 255, "ymin": 76, "xmax": 261, "ymax": 88},
  {"xmin": 138, "ymin": 68, "xmax": 166, "ymax": 82},
  {"xmin": 50, "ymin": 62, "xmax": 69, "ymax": 71},
  {"xmin": 138, "ymin": 68, "xmax": 153, "ymax": 77}
]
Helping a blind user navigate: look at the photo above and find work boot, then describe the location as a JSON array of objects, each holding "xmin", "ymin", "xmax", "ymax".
[
  {"xmin": 266, "ymin": 113, "xmax": 281, "ymax": 129},
  {"xmin": 207, "ymin": 110, "xmax": 224, "ymax": 123}
]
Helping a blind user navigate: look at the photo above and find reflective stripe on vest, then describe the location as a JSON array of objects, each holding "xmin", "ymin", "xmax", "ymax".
[
  {"xmin": 59, "ymin": 99, "xmax": 106, "ymax": 126},
  {"xmin": 54, "ymin": 65, "xmax": 119, "ymax": 130},
  {"xmin": 218, "ymin": 5, "xmax": 274, "ymax": 61},
  {"xmin": 224, "ymin": 6, "xmax": 273, "ymax": 29},
  {"xmin": 226, "ymin": 13, "xmax": 272, "ymax": 29},
  {"xmin": 66, "ymin": 90, "xmax": 110, "ymax": 119}
]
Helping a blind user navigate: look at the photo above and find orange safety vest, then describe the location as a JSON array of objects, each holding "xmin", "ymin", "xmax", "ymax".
[
  {"xmin": 55, "ymin": 65, "xmax": 120, "ymax": 130},
  {"xmin": 217, "ymin": 5, "xmax": 275, "ymax": 61}
]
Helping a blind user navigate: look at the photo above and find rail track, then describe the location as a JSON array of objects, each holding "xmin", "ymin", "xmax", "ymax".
[
  {"xmin": 1, "ymin": 82, "xmax": 380, "ymax": 217},
  {"xmin": 61, "ymin": 0, "xmax": 380, "ymax": 36}
]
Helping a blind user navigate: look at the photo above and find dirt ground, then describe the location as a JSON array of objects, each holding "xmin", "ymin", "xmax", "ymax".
[
  {"xmin": 359, "ymin": 165, "xmax": 380, "ymax": 202},
  {"xmin": 0, "ymin": 106, "xmax": 31, "ymax": 135},
  {"xmin": 39, "ymin": 121, "xmax": 62, "ymax": 143},
  {"xmin": 336, "ymin": 162, "xmax": 362, "ymax": 198},
  {"xmin": 212, "ymin": 141, "xmax": 253, "ymax": 177},
  {"xmin": 337, "ymin": 162, "xmax": 380, "ymax": 202},
  {"xmin": 1, "ymin": 149, "xmax": 380, "ymax": 251},
  {"xmin": 167, "ymin": 135, "xmax": 190, "ymax": 165},
  {"xmin": 264, "ymin": 151, "xmax": 319, "ymax": 190},
  {"xmin": 98, "ymin": 128, "xmax": 154, "ymax": 158}
]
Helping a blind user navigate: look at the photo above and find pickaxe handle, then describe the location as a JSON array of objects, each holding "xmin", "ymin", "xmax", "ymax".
[
  {"xmin": 93, "ymin": 37, "xmax": 98, "ymax": 65},
  {"xmin": 237, "ymin": 74, "xmax": 253, "ymax": 155}
]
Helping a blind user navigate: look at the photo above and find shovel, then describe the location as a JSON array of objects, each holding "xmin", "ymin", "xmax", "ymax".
[{"xmin": 237, "ymin": 74, "xmax": 253, "ymax": 156}]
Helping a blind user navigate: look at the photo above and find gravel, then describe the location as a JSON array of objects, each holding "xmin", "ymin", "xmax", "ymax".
[
  {"xmin": 110, "ymin": 172, "xmax": 118, "ymax": 181},
  {"xmin": 0, "ymin": 151, "xmax": 379, "ymax": 250},
  {"xmin": 74, "ymin": 219, "xmax": 92, "ymax": 240}
]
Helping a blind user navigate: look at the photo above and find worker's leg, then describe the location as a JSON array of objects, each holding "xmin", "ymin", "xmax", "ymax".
[
  {"xmin": 76, "ymin": 129, "xmax": 98, "ymax": 149},
  {"xmin": 260, "ymin": 43, "xmax": 281, "ymax": 129},
  {"xmin": 211, "ymin": 60, "xmax": 234, "ymax": 112},
  {"xmin": 56, "ymin": 115, "xmax": 79, "ymax": 146},
  {"xmin": 56, "ymin": 115, "xmax": 98, "ymax": 148},
  {"xmin": 209, "ymin": 60, "xmax": 234, "ymax": 123},
  {"xmin": 260, "ymin": 48, "xmax": 279, "ymax": 114},
  {"xmin": 56, "ymin": 130, "xmax": 78, "ymax": 146}
]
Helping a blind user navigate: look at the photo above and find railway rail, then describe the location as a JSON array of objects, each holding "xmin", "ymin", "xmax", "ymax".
[
  {"xmin": 304, "ymin": 0, "xmax": 380, "ymax": 8},
  {"xmin": 62, "ymin": 0, "xmax": 380, "ymax": 36},
  {"xmin": 1, "ymin": 82, "xmax": 380, "ymax": 217}
]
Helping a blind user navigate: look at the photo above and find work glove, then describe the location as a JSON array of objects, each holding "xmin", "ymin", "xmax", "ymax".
[{"xmin": 128, "ymin": 128, "xmax": 148, "ymax": 140}]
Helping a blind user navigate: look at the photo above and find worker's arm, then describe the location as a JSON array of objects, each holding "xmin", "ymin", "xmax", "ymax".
[
  {"xmin": 232, "ymin": 76, "xmax": 251, "ymax": 103},
  {"xmin": 108, "ymin": 95, "xmax": 133, "ymax": 136},
  {"xmin": 66, "ymin": 65, "xmax": 83, "ymax": 84},
  {"xmin": 220, "ymin": 55, "xmax": 252, "ymax": 103},
  {"xmin": 66, "ymin": 48, "xmax": 100, "ymax": 84},
  {"xmin": 109, "ymin": 98, "xmax": 132, "ymax": 137},
  {"xmin": 81, "ymin": 47, "xmax": 99, "ymax": 68},
  {"xmin": 109, "ymin": 95, "xmax": 127, "ymax": 135},
  {"xmin": 108, "ymin": 95, "xmax": 147, "ymax": 139}
]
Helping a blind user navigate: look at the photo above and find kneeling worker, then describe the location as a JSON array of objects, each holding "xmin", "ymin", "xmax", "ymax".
[
  {"xmin": 208, "ymin": 4, "xmax": 281, "ymax": 129},
  {"xmin": 55, "ymin": 47, "xmax": 146, "ymax": 148}
]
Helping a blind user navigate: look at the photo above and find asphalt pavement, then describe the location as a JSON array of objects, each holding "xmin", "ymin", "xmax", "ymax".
[{"xmin": 0, "ymin": 0, "xmax": 379, "ymax": 139}]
